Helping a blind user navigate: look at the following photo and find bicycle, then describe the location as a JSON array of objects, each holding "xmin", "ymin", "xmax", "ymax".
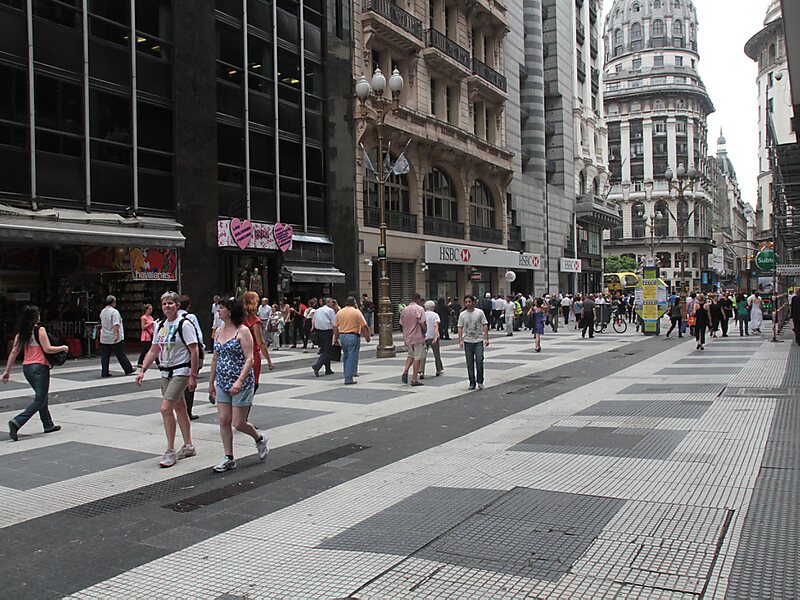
[{"xmin": 594, "ymin": 308, "xmax": 628, "ymax": 334}]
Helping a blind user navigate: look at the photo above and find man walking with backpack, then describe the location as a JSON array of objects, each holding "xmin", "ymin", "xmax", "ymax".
[{"xmin": 136, "ymin": 291, "xmax": 199, "ymax": 468}]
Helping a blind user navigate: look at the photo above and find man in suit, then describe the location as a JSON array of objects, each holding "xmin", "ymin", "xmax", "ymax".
[{"xmin": 791, "ymin": 290, "xmax": 800, "ymax": 345}]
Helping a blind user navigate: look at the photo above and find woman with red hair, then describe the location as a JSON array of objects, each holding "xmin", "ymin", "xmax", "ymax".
[{"xmin": 242, "ymin": 291, "xmax": 275, "ymax": 390}]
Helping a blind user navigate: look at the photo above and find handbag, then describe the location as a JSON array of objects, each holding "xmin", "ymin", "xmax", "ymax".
[
  {"xmin": 35, "ymin": 326, "xmax": 68, "ymax": 367},
  {"xmin": 687, "ymin": 315, "xmax": 696, "ymax": 326},
  {"xmin": 330, "ymin": 343, "xmax": 342, "ymax": 362}
]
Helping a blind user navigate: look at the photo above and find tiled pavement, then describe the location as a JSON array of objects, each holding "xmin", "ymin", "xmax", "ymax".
[{"xmin": 0, "ymin": 321, "xmax": 797, "ymax": 598}]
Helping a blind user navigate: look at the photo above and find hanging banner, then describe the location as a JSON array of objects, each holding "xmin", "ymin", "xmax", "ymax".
[
  {"xmin": 217, "ymin": 220, "xmax": 294, "ymax": 252},
  {"xmin": 129, "ymin": 248, "xmax": 178, "ymax": 281}
]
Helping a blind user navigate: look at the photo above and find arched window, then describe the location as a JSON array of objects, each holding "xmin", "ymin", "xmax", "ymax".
[
  {"xmin": 652, "ymin": 19, "xmax": 664, "ymax": 38},
  {"xmin": 673, "ymin": 20, "xmax": 683, "ymax": 37},
  {"xmin": 769, "ymin": 43, "xmax": 776, "ymax": 62},
  {"xmin": 673, "ymin": 0, "xmax": 681, "ymax": 7},
  {"xmin": 593, "ymin": 178, "xmax": 600, "ymax": 196},
  {"xmin": 653, "ymin": 0, "xmax": 662, "ymax": 8},
  {"xmin": 578, "ymin": 171, "xmax": 586, "ymax": 195},
  {"xmin": 693, "ymin": 201, "xmax": 701, "ymax": 235},
  {"xmin": 631, "ymin": 2, "xmax": 640, "ymax": 12},
  {"xmin": 691, "ymin": 252, "xmax": 698, "ymax": 268},
  {"xmin": 423, "ymin": 167, "xmax": 458, "ymax": 222},
  {"xmin": 615, "ymin": 28, "xmax": 623, "ymax": 46},
  {"xmin": 632, "ymin": 201, "xmax": 646, "ymax": 237},
  {"xmin": 689, "ymin": 23, "xmax": 695, "ymax": 39},
  {"xmin": 676, "ymin": 99, "xmax": 686, "ymax": 109},
  {"xmin": 631, "ymin": 22, "xmax": 642, "ymax": 41},
  {"xmin": 657, "ymin": 251, "xmax": 672, "ymax": 267},
  {"xmin": 654, "ymin": 200, "xmax": 670, "ymax": 237},
  {"xmin": 611, "ymin": 224, "xmax": 623, "ymax": 240},
  {"xmin": 654, "ymin": 99, "xmax": 664, "ymax": 110},
  {"xmin": 363, "ymin": 149, "xmax": 410, "ymax": 214},
  {"xmin": 470, "ymin": 180, "xmax": 495, "ymax": 229}
]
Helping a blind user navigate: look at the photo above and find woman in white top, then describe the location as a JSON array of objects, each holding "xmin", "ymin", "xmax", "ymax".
[
  {"xmin": 420, "ymin": 300, "xmax": 444, "ymax": 378},
  {"xmin": 749, "ymin": 292, "xmax": 764, "ymax": 333}
]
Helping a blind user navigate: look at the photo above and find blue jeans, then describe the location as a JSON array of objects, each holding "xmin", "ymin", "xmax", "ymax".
[
  {"xmin": 463, "ymin": 341, "xmax": 485, "ymax": 387},
  {"xmin": 13, "ymin": 363, "xmax": 55, "ymax": 430},
  {"xmin": 339, "ymin": 333, "xmax": 360, "ymax": 383}
]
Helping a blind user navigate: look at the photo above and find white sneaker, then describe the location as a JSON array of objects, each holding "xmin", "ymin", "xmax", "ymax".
[
  {"xmin": 176, "ymin": 444, "xmax": 196, "ymax": 459},
  {"xmin": 213, "ymin": 457, "xmax": 237, "ymax": 472},
  {"xmin": 477, "ymin": 383, "xmax": 484, "ymax": 390},
  {"xmin": 256, "ymin": 435, "xmax": 270, "ymax": 460},
  {"xmin": 159, "ymin": 449, "xmax": 177, "ymax": 468}
]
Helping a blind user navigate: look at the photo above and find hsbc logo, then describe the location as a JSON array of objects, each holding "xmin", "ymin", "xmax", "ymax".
[
  {"xmin": 461, "ymin": 249, "xmax": 471, "ymax": 262},
  {"xmin": 519, "ymin": 254, "xmax": 539, "ymax": 268}
]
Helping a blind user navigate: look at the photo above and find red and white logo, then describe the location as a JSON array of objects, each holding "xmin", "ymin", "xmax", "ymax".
[
  {"xmin": 461, "ymin": 249, "xmax": 471, "ymax": 262},
  {"xmin": 532, "ymin": 255, "xmax": 541, "ymax": 268}
]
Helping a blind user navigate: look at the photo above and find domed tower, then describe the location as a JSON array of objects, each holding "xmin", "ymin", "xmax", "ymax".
[{"xmin": 602, "ymin": 0, "xmax": 716, "ymax": 291}]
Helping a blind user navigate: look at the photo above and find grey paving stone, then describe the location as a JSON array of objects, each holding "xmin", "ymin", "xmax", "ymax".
[
  {"xmin": 576, "ymin": 400, "xmax": 712, "ymax": 419},
  {"xmin": 253, "ymin": 383, "xmax": 298, "ymax": 396},
  {"xmin": 655, "ymin": 366, "xmax": 742, "ymax": 375},
  {"xmin": 141, "ymin": 525, "xmax": 217, "ymax": 551},
  {"xmin": 55, "ymin": 370, "xmax": 125, "ymax": 382},
  {"xmin": 0, "ymin": 442, "xmax": 156, "ymax": 491},
  {"xmin": 76, "ymin": 396, "xmax": 163, "ymax": 417},
  {"xmin": 0, "ymin": 380, "xmax": 30, "ymax": 392},
  {"xmin": 618, "ymin": 383, "xmax": 725, "ymax": 395},
  {"xmin": 195, "ymin": 405, "xmax": 330, "ymax": 429},
  {"xmin": 318, "ymin": 486, "xmax": 505, "ymax": 555},
  {"xmin": 511, "ymin": 426, "xmax": 688, "ymax": 460},
  {"xmin": 371, "ymin": 375, "xmax": 465, "ymax": 387},
  {"xmin": 481, "ymin": 362, "xmax": 528, "ymax": 371},
  {"xmin": 293, "ymin": 387, "xmax": 412, "ymax": 404},
  {"xmin": 674, "ymin": 357, "xmax": 747, "ymax": 365}
]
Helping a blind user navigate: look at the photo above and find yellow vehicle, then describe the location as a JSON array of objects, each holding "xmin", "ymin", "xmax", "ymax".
[{"xmin": 604, "ymin": 272, "xmax": 640, "ymax": 294}]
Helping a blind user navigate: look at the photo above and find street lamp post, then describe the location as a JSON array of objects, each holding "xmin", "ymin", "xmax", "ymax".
[
  {"xmin": 646, "ymin": 210, "xmax": 663, "ymax": 264},
  {"xmin": 665, "ymin": 163, "xmax": 700, "ymax": 292},
  {"xmin": 355, "ymin": 67, "xmax": 404, "ymax": 358}
]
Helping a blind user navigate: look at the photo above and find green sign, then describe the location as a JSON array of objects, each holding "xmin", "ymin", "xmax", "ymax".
[{"xmin": 755, "ymin": 249, "xmax": 775, "ymax": 271}]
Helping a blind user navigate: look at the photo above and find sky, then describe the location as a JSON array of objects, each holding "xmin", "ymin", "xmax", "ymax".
[
  {"xmin": 600, "ymin": 0, "xmax": 769, "ymax": 208},
  {"xmin": 694, "ymin": 0, "xmax": 767, "ymax": 208}
]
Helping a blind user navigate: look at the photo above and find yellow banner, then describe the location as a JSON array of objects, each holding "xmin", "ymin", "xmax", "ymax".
[
  {"xmin": 643, "ymin": 285, "xmax": 657, "ymax": 300},
  {"xmin": 642, "ymin": 304, "xmax": 659, "ymax": 319}
]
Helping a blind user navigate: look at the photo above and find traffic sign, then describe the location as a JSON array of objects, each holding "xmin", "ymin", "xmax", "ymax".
[{"xmin": 755, "ymin": 249, "xmax": 775, "ymax": 271}]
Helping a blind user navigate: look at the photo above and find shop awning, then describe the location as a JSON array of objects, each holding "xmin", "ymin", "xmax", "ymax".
[
  {"xmin": 0, "ymin": 213, "xmax": 185, "ymax": 248},
  {"xmin": 283, "ymin": 263, "xmax": 346, "ymax": 283}
]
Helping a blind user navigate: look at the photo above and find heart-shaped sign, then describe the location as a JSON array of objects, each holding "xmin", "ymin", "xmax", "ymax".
[
  {"xmin": 273, "ymin": 222, "xmax": 293, "ymax": 252},
  {"xmin": 230, "ymin": 218, "xmax": 253, "ymax": 250}
]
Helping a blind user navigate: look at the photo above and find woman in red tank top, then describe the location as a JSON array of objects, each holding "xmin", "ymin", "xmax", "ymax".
[
  {"xmin": 242, "ymin": 292, "xmax": 275, "ymax": 391},
  {"xmin": 2, "ymin": 305, "xmax": 69, "ymax": 441}
]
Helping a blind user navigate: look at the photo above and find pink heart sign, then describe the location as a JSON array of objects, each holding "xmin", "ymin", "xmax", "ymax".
[
  {"xmin": 230, "ymin": 218, "xmax": 253, "ymax": 250},
  {"xmin": 273, "ymin": 222, "xmax": 293, "ymax": 252}
]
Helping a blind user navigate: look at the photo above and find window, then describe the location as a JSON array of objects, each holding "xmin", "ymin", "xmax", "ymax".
[
  {"xmin": 768, "ymin": 71, "xmax": 774, "ymax": 88},
  {"xmin": 673, "ymin": 20, "xmax": 682, "ymax": 37},
  {"xmin": 654, "ymin": 99, "xmax": 665, "ymax": 111},
  {"xmin": 631, "ymin": 201, "xmax": 646, "ymax": 237},
  {"xmin": 675, "ymin": 56, "xmax": 683, "ymax": 67},
  {"xmin": 653, "ymin": 0, "xmax": 661, "ymax": 7},
  {"xmin": 588, "ymin": 231, "xmax": 600, "ymax": 255},
  {"xmin": 469, "ymin": 180, "xmax": 495, "ymax": 229},
  {"xmin": 616, "ymin": 63, "xmax": 623, "ymax": 73},
  {"xmin": 630, "ymin": 22, "xmax": 642, "ymax": 50},
  {"xmin": 632, "ymin": 58, "xmax": 641, "ymax": 70},
  {"xmin": 769, "ymin": 43, "xmax": 776, "ymax": 62},
  {"xmin": 652, "ymin": 19, "xmax": 664, "ymax": 37},
  {"xmin": 656, "ymin": 252, "xmax": 671, "ymax": 267},
  {"xmin": 578, "ymin": 171, "xmax": 586, "ymax": 195},
  {"xmin": 363, "ymin": 149, "xmax": 410, "ymax": 214},
  {"xmin": 631, "ymin": 2, "xmax": 640, "ymax": 12},
  {"xmin": 630, "ymin": 101, "xmax": 641, "ymax": 112},
  {"xmin": 654, "ymin": 119, "xmax": 667, "ymax": 134},
  {"xmin": 673, "ymin": 0, "xmax": 681, "ymax": 7},
  {"xmin": 654, "ymin": 200, "xmax": 669, "ymax": 237},
  {"xmin": 654, "ymin": 55, "xmax": 664, "ymax": 67},
  {"xmin": 430, "ymin": 78, "xmax": 437, "ymax": 116},
  {"xmin": 614, "ymin": 28, "xmax": 622, "ymax": 46},
  {"xmin": 424, "ymin": 167, "xmax": 458, "ymax": 222}
]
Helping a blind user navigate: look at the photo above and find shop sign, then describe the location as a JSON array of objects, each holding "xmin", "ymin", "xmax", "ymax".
[
  {"xmin": 755, "ymin": 249, "xmax": 775, "ymax": 271},
  {"xmin": 776, "ymin": 264, "xmax": 800, "ymax": 276},
  {"xmin": 559, "ymin": 258, "xmax": 582, "ymax": 273},
  {"xmin": 424, "ymin": 242, "xmax": 541, "ymax": 270},
  {"xmin": 129, "ymin": 248, "xmax": 178, "ymax": 281},
  {"xmin": 217, "ymin": 219, "xmax": 294, "ymax": 252},
  {"xmin": 469, "ymin": 272, "xmax": 482, "ymax": 281}
]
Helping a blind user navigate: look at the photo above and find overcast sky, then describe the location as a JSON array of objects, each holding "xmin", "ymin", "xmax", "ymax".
[
  {"xmin": 601, "ymin": 0, "xmax": 768, "ymax": 208},
  {"xmin": 695, "ymin": 0, "xmax": 767, "ymax": 208}
]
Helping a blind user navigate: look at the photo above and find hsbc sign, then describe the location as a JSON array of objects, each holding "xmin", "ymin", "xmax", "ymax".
[
  {"xmin": 559, "ymin": 258, "xmax": 582, "ymax": 273},
  {"xmin": 425, "ymin": 242, "xmax": 541, "ymax": 270}
]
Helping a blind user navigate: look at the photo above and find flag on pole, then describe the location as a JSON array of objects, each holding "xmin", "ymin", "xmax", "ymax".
[
  {"xmin": 383, "ymin": 140, "xmax": 392, "ymax": 173},
  {"xmin": 391, "ymin": 139, "xmax": 412, "ymax": 176},
  {"xmin": 361, "ymin": 143, "xmax": 376, "ymax": 177}
]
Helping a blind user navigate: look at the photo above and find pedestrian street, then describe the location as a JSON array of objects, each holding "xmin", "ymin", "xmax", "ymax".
[{"xmin": 0, "ymin": 326, "xmax": 797, "ymax": 599}]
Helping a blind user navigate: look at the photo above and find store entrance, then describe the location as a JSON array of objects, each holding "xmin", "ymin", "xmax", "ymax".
[{"xmin": 223, "ymin": 252, "xmax": 281, "ymax": 303}]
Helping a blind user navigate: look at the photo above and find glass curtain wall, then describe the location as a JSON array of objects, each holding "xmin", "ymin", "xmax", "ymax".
[
  {"xmin": 0, "ymin": 0, "xmax": 175, "ymax": 213},
  {"xmin": 214, "ymin": 0, "xmax": 327, "ymax": 231}
]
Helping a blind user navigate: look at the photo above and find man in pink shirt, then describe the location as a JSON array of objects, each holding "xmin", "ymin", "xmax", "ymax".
[{"xmin": 399, "ymin": 293, "xmax": 427, "ymax": 386}]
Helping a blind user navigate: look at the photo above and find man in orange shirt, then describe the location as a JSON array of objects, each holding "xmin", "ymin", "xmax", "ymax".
[
  {"xmin": 399, "ymin": 293, "xmax": 427, "ymax": 386},
  {"xmin": 333, "ymin": 297, "xmax": 370, "ymax": 385}
]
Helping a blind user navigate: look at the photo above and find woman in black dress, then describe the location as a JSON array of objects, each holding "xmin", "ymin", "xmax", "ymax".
[
  {"xmin": 693, "ymin": 293, "xmax": 711, "ymax": 350},
  {"xmin": 708, "ymin": 293, "xmax": 723, "ymax": 338}
]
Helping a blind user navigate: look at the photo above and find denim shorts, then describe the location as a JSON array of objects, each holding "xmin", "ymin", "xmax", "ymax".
[{"xmin": 215, "ymin": 386, "xmax": 254, "ymax": 407}]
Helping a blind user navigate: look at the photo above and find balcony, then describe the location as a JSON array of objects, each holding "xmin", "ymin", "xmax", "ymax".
[
  {"xmin": 470, "ymin": 225, "xmax": 503, "ymax": 244},
  {"xmin": 467, "ymin": 57, "xmax": 507, "ymax": 102},
  {"xmin": 363, "ymin": 205, "xmax": 418, "ymax": 233},
  {"xmin": 575, "ymin": 193, "xmax": 622, "ymax": 229},
  {"xmin": 591, "ymin": 67, "xmax": 599, "ymax": 93},
  {"xmin": 576, "ymin": 19, "xmax": 585, "ymax": 44},
  {"xmin": 362, "ymin": 0, "xmax": 424, "ymax": 53},
  {"xmin": 588, "ymin": 1, "xmax": 597, "ymax": 22},
  {"xmin": 577, "ymin": 59, "xmax": 586, "ymax": 81},
  {"xmin": 590, "ymin": 34, "xmax": 598, "ymax": 58},
  {"xmin": 423, "ymin": 28, "xmax": 471, "ymax": 77},
  {"xmin": 423, "ymin": 216, "xmax": 465, "ymax": 238}
]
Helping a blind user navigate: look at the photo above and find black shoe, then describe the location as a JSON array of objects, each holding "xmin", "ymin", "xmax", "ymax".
[
  {"xmin": 401, "ymin": 372, "xmax": 408, "ymax": 384},
  {"xmin": 313, "ymin": 366, "xmax": 320, "ymax": 377},
  {"xmin": 411, "ymin": 380, "xmax": 424, "ymax": 386},
  {"xmin": 189, "ymin": 414, "xmax": 200, "ymax": 421},
  {"xmin": 44, "ymin": 425, "xmax": 61, "ymax": 433},
  {"xmin": 8, "ymin": 420, "xmax": 19, "ymax": 442},
  {"xmin": 324, "ymin": 370, "xmax": 334, "ymax": 376},
  {"xmin": 101, "ymin": 374, "xmax": 112, "ymax": 378},
  {"xmin": 124, "ymin": 370, "xmax": 136, "ymax": 376}
]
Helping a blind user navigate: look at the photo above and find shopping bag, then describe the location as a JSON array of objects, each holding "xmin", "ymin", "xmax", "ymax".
[
  {"xmin": 687, "ymin": 315, "xmax": 696, "ymax": 326},
  {"xmin": 330, "ymin": 344, "xmax": 342, "ymax": 362}
]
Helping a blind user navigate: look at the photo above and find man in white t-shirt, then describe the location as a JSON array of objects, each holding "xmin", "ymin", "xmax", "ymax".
[
  {"xmin": 99, "ymin": 295, "xmax": 134, "ymax": 378},
  {"xmin": 458, "ymin": 295, "xmax": 489, "ymax": 391},
  {"xmin": 257, "ymin": 297, "xmax": 272, "ymax": 344},
  {"xmin": 560, "ymin": 295, "xmax": 573, "ymax": 325},
  {"xmin": 420, "ymin": 300, "xmax": 443, "ymax": 378},
  {"xmin": 136, "ymin": 291, "xmax": 199, "ymax": 468},
  {"xmin": 504, "ymin": 295, "xmax": 516, "ymax": 336}
]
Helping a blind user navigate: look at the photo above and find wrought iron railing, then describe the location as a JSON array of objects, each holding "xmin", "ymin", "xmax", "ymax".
[
  {"xmin": 423, "ymin": 217, "xmax": 465, "ymax": 238},
  {"xmin": 363, "ymin": 205, "xmax": 418, "ymax": 233},
  {"xmin": 470, "ymin": 225, "xmax": 503, "ymax": 244},
  {"xmin": 425, "ymin": 28, "xmax": 471, "ymax": 69},
  {"xmin": 471, "ymin": 57, "xmax": 507, "ymax": 92},
  {"xmin": 363, "ymin": 0, "xmax": 424, "ymax": 40}
]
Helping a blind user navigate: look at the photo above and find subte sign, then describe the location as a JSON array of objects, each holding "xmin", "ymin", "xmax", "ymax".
[{"xmin": 755, "ymin": 249, "xmax": 775, "ymax": 271}]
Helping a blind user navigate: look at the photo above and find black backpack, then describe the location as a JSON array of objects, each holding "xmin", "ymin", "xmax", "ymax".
[
  {"xmin": 155, "ymin": 315, "xmax": 205, "ymax": 374},
  {"xmin": 34, "ymin": 326, "xmax": 68, "ymax": 367}
]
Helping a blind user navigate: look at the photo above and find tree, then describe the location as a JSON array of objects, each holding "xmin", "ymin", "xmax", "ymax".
[{"xmin": 604, "ymin": 255, "xmax": 639, "ymax": 273}]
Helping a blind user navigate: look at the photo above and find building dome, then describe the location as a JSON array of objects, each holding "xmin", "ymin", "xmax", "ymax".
[
  {"xmin": 717, "ymin": 128, "xmax": 726, "ymax": 147},
  {"xmin": 765, "ymin": 0, "xmax": 781, "ymax": 25}
]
